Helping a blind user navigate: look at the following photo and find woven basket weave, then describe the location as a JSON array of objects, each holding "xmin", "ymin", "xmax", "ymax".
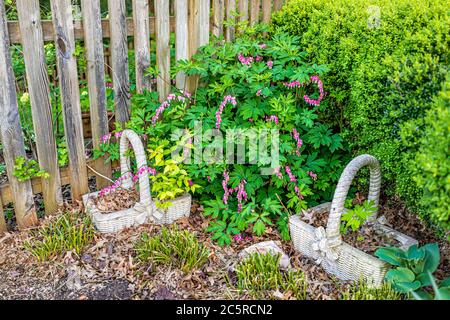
[
  {"xmin": 83, "ymin": 129, "xmax": 191, "ymax": 233},
  {"xmin": 289, "ymin": 154, "xmax": 417, "ymax": 286}
]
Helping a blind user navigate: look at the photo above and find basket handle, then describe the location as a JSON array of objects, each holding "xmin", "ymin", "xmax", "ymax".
[
  {"xmin": 325, "ymin": 154, "xmax": 381, "ymax": 247},
  {"xmin": 119, "ymin": 130, "xmax": 152, "ymax": 207}
]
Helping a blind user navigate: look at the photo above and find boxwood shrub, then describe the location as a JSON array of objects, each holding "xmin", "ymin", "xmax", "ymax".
[{"xmin": 272, "ymin": 0, "xmax": 449, "ymax": 230}]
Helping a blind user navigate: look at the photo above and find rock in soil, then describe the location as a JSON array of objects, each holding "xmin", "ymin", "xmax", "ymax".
[{"xmin": 238, "ymin": 240, "xmax": 291, "ymax": 270}]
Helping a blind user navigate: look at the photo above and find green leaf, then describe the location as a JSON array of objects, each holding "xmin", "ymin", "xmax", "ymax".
[
  {"xmin": 253, "ymin": 219, "xmax": 266, "ymax": 236},
  {"xmin": 422, "ymin": 243, "xmax": 440, "ymax": 274},
  {"xmin": 374, "ymin": 247, "xmax": 405, "ymax": 266}
]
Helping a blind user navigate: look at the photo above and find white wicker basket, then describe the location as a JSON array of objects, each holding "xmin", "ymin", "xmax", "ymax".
[
  {"xmin": 83, "ymin": 129, "xmax": 191, "ymax": 233},
  {"xmin": 289, "ymin": 154, "xmax": 418, "ymax": 286}
]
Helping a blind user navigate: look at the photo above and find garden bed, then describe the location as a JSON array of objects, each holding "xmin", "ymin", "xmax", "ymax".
[{"xmin": 0, "ymin": 196, "xmax": 448, "ymax": 300}]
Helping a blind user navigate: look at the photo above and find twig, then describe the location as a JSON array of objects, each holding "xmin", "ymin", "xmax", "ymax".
[{"xmin": 86, "ymin": 164, "xmax": 115, "ymax": 184}]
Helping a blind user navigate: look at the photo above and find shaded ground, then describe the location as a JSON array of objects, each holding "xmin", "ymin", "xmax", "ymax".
[{"xmin": 0, "ymin": 197, "xmax": 448, "ymax": 300}]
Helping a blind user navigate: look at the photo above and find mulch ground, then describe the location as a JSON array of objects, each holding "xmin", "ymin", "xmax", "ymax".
[{"xmin": 0, "ymin": 196, "xmax": 448, "ymax": 300}]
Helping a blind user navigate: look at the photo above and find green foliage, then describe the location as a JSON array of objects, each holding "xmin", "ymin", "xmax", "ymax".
[
  {"xmin": 340, "ymin": 200, "xmax": 376, "ymax": 234},
  {"xmin": 13, "ymin": 156, "xmax": 49, "ymax": 182},
  {"xmin": 168, "ymin": 29, "xmax": 345, "ymax": 244},
  {"xmin": 375, "ymin": 243, "xmax": 449, "ymax": 298},
  {"xmin": 24, "ymin": 212, "xmax": 94, "ymax": 262},
  {"xmin": 410, "ymin": 273, "xmax": 450, "ymax": 300},
  {"xmin": 410, "ymin": 78, "xmax": 450, "ymax": 229},
  {"xmin": 234, "ymin": 253, "xmax": 307, "ymax": 299},
  {"xmin": 147, "ymin": 142, "xmax": 200, "ymax": 209},
  {"xmin": 134, "ymin": 227, "xmax": 209, "ymax": 274},
  {"xmin": 273, "ymin": 0, "xmax": 450, "ymax": 230},
  {"xmin": 341, "ymin": 280, "xmax": 403, "ymax": 300}
]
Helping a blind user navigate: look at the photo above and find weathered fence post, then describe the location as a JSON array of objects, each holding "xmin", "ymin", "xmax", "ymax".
[
  {"xmin": 238, "ymin": 0, "xmax": 249, "ymax": 24},
  {"xmin": 0, "ymin": 195, "xmax": 5, "ymax": 234},
  {"xmin": 155, "ymin": 0, "xmax": 171, "ymax": 101},
  {"xmin": 0, "ymin": 0, "xmax": 38, "ymax": 229},
  {"xmin": 108, "ymin": 0, "xmax": 131, "ymax": 125},
  {"xmin": 50, "ymin": 0, "xmax": 89, "ymax": 201},
  {"xmin": 250, "ymin": 0, "xmax": 261, "ymax": 26},
  {"xmin": 274, "ymin": 0, "xmax": 284, "ymax": 11},
  {"xmin": 16, "ymin": 0, "xmax": 63, "ymax": 215},
  {"xmin": 213, "ymin": 0, "xmax": 224, "ymax": 38},
  {"xmin": 81, "ymin": 0, "xmax": 112, "ymax": 190},
  {"xmin": 198, "ymin": 0, "xmax": 210, "ymax": 46},
  {"xmin": 133, "ymin": 0, "xmax": 151, "ymax": 93},
  {"xmin": 225, "ymin": 0, "xmax": 236, "ymax": 42},
  {"xmin": 262, "ymin": 0, "xmax": 272, "ymax": 25},
  {"xmin": 175, "ymin": 0, "xmax": 188, "ymax": 90}
]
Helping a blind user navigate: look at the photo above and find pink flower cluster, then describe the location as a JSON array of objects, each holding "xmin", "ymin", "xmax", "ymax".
[
  {"xmin": 294, "ymin": 186, "xmax": 304, "ymax": 200},
  {"xmin": 292, "ymin": 128, "xmax": 303, "ymax": 156},
  {"xmin": 285, "ymin": 165, "xmax": 297, "ymax": 183},
  {"xmin": 304, "ymin": 75, "xmax": 325, "ymax": 106},
  {"xmin": 98, "ymin": 165, "xmax": 157, "ymax": 198},
  {"xmin": 267, "ymin": 60, "xmax": 273, "ymax": 69},
  {"xmin": 284, "ymin": 80, "xmax": 304, "ymax": 88},
  {"xmin": 235, "ymin": 180, "xmax": 248, "ymax": 213},
  {"xmin": 132, "ymin": 165, "xmax": 157, "ymax": 183},
  {"xmin": 100, "ymin": 131, "xmax": 123, "ymax": 143},
  {"xmin": 152, "ymin": 91, "xmax": 191, "ymax": 124},
  {"xmin": 238, "ymin": 54, "xmax": 254, "ymax": 66},
  {"xmin": 101, "ymin": 133, "xmax": 112, "ymax": 143},
  {"xmin": 284, "ymin": 166, "xmax": 304, "ymax": 199},
  {"xmin": 265, "ymin": 115, "xmax": 279, "ymax": 125},
  {"xmin": 233, "ymin": 234, "xmax": 253, "ymax": 242},
  {"xmin": 259, "ymin": 43, "xmax": 267, "ymax": 49},
  {"xmin": 256, "ymin": 89, "xmax": 262, "ymax": 96},
  {"xmin": 98, "ymin": 172, "xmax": 132, "ymax": 197},
  {"xmin": 215, "ymin": 95, "xmax": 237, "ymax": 130},
  {"xmin": 274, "ymin": 166, "xmax": 283, "ymax": 179},
  {"xmin": 222, "ymin": 170, "xmax": 248, "ymax": 213},
  {"xmin": 307, "ymin": 171, "xmax": 318, "ymax": 180},
  {"xmin": 222, "ymin": 170, "xmax": 231, "ymax": 205}
]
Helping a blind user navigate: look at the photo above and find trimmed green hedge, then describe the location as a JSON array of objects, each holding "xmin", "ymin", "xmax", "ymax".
[
  {"xmin": 272, "ymin": 0, "xmax": 449, "ymax": 230},
  {"xmin": 411, "ymin": 77, "xmax": 449, "ymax": 229}
]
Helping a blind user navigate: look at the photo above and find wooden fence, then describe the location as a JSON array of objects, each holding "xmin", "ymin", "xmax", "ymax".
[{"xmin": 0, "ymin": 0, "xmax": 285, "ymax": 232}]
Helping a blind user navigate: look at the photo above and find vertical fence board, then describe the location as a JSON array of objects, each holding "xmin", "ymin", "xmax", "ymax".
[
  {"xmin": 108, "ymin": 0, "xmax": 131, "ymax": 125},
  {"xmin": 187, "ymin": 0, "xmax": 199, "ymax": 93},
  {"xmin": 50, "ymin": 0, "xmax": 89, "ymax": 201},
  {"xmin": 16, "ymin": 0, "xmax": 62, "ymax": 215},
  {"xmin": 213, "ymin": 0, "xmax": 224, "ymax": 38},
  {"xmin": 262, "ymin": 0, "xmax": 272, "ymax": 24},
  {"xmin": 198, "ymin": 0, "xmax": 210, "ymax": 46},
  {"xmin": 0, "ymin": 0, "xmax": 38, "ymax": 229},
  {"xmin": 238, "ymin": 0, "xmax": 248, "ymax": 23},
  {"xmin": 155, "ymin": 0, "xmax": 170, "ymax": 101},
  {"xmin": 81, "ymin": 0, "xmax": 112, "ymax": 189},
  {"xmin": 0, "ymin": 195, "xmax": 5, "ymax": 234},
  {"xmin": 175, "ymin": 0, "xmax": 188, "ymax": 90},
  {"xmin": 250, "ymin": 0, "xmax": 260, "ymax": 25},
  {"xmin": 274, "ymin": 0, "xmax": 283, "ymax": 11},
  {"xmin": 133, "ymin": 0, "xmax": 151, "ymax": 93},
  {"xmin": 225, "ymin": 0, "xmax": 236, "ymax": 42}
]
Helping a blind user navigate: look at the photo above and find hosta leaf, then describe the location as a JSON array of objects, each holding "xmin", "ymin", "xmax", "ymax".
[
  {"xmin": 375, "ymin": 247, "xmax": 405, "ymax": 266},
  {"xmin": 422, "ymin": 243, "xmax": 440, "ymax": 273}
]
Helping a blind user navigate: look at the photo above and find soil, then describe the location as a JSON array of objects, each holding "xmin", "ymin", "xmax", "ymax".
[
  {"xmin": 93, "ymin": 188, "xmax": 139, "ymax": 214},
  {"xmin": 0, "ymin": 196, "xmax": 448, "ymax": 300}
]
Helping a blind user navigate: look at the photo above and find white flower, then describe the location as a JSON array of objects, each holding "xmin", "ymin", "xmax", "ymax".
[{"xmin": 311, "ymin": 226, "xmax": 339, "ymax": 265}]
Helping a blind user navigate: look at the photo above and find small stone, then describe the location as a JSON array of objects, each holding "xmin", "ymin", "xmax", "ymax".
[
  {"xmin": 238, "ymin": 240, "xmax": 291, "ymax": 270},
  {"xmin": 81, "ymin": 253, "xmax": 92, "ymax": 264}
]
